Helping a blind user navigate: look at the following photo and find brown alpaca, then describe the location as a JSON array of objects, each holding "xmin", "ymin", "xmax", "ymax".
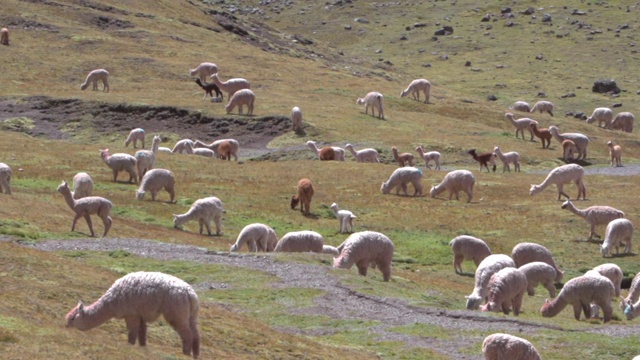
[
  {"xmin": 468, "ymin": 149, "xmax": 496, "ymax": 172},
  {"xmin": 291, "ymin": 178, "xmax": 314, "ymax": 215},
  {"xmin": 562, "ymin": 139, "xmax": 577, "ymax": 162},
  {"xmin": 392, "ymin": 146, "xmax": 414, "ymax": 167},
  {"xmin": 531, "ymin": 123, "xmax": 552, "ymax": 149},
  {"xmin": 0, "ymin": 28, "xmax": 8, "ymax": 46},
  {"xmin": 217, "ymin": 140, "xmax": 232, "ymax": 161},
  {"xmin": 318, "ymin": 146, "xmax": 335, "ymax": 161}
]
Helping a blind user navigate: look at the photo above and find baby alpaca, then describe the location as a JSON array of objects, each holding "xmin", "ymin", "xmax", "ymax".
[
  {"xmin": 172, "ymin": 139, "xmax": 195, "ymax": 154},
  {"xmin": 356, "ymin": 91, "xmax": 385, "ymax": 119},
  {"xmin": 124, "ymin": 128, "xmax": 145, "ymax": 149},
  {"xmin": 229, "ymin": 223, "xmax": 278, "ymax": 252},
  {"xmin": 57, "ymin": 180, "xmax": 113, "ymax": 238},
  {"xmin": 0, "ymin": 28, "xmax": 8, "ymax": 46},
  {"xmin": 391, "ymin": 146, "xmax": 415, "ymax": 167},
  {"xmin": 529, "ymin": 163, "xmax": 586, "ymax": 201},
  {"xmin": 415, "ymin": 145, "xmax": 441, "ymax": 170},
  {"xmin": 333, "ymin": 231, "xmax": 395, "ymax": 281},
  {"xmin": 600, "ymin": 218, "xmax": 633, "ymax": 257},
  {"xmin": 540, "ymin": 275, "xmax": 615, "ymax": 323},
  {"xmin": 80, "ymin": 69, "xmax": 109, "ymax": 92},
  {"xmin": 190, "ymin": 62, "xmax": 218, "ymax": 82},
  {"xmin": 561, "ymin": 199, "xmax": 624, "ymax": 240},
  {"xmin": 291, "ymin": 178, "xmax": 314, "ymax": 215},
  {"xmin": 65, "ymin": 271, "xmax": 200, "ymax": 358},
  {"xmin": 345, "ymin": 144, "xmax": 380, "ymax": 163},
  {"xmin": 468, "ymin": 149, "xmax": 496, "ymax": 173},
  {"xmin": 530, "ymin": 100, "xmax": 554, "ymax": 116},
  {"xmin": 330, "ymin": 202, "xmax": 356, "ymax": 233},
  {"xmin": 0, "ymin": 162, "xmax": 12, "ymax": 195},
  {"xmin": 607, "ymin": 141, "xmax": 622, "ymax": 167},
  {"xmin": 136, "ymin": 169, "xmax": 175, "ymax": 203},
  {"xmin": 173, "ymin": 197, "xmax": 224, "ymax": 236},
  {"xmin": 430, "ymin": 169, "xmax": 476, "ymax": 202},
  {"xmin": 518, "ymin": 262, "xmax": 557, "ymax": 297},
  {"xmin": 274, "ymin": 230, "xmax": 325, "ymax": 253},
  {"xmin": 225, "ymin": 89, "xmax": 255, "ymax": 115},
  {"xmin": 72, "ymin": 172, "xmax": 93, "ymax": 200},
  {"xmin": 194, "ymin": 79, "xmax": 223, "ymax": 100},
  {"xmin": 479, "ymin": 267, "xmax": 528, "ymax": 316},
  {"xmin": 493, "ymin": 146, "xmax": 520, "ymax": 172},
  {"xmin": 511, "ymin": 242, "xmax": 563, "ymax": 282},
  {"xmin": 482, "ymin": 333, "xmax": 542, "ymax": 360},
  {"xmin": 400, "ymin": 79, "xmax": 431, "ymax": 103},
  {"xmin": 99, "ymin": 149, "xmax": 137, "ymax": 183},
  {"xmin": 449, "ymin": 235, "xmax": 492, "ymax": 274},
  {"xmin": 380, "ymin": 167, "xmax": 423, "ymax": 197},
  {"xmin": 562, "ymin": 139, "xmax": 577, "ymax": 162},
  {"xmin": 530, "ymin": 123, "xmax": 552, "ymax": 149}
]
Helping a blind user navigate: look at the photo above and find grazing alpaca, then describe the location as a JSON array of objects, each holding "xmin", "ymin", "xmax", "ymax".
[
  {"xmin": 468, "ymin": 149, "xmax": 496, "ymax": 173},
  {"xmin": 529, "ymin": 163, "xmax": 586, "ymax": 200},
  {"xmin": 518, "ymin": 262, "xmax": 558, "ymax": 297},
  {"xmin": 561, "ymin": 200, "xmax": 625, "ymax": 240},
  {"xmin": 562, "ymin": 139, "xmax": 577, "ymax": 162},
  {"xmin": 381, "ymin": 167, "xmax": 423, "ymax": 197},
  {"xmin": 124, "ymin": 128, "xmax": 145, "ymax": 149},
  {"xmin": 291, "ymin": 178, "xmax": 314, "ymax": 215},
  {"xmin": 216, "ymin": 140, "xmax": 233, "ymax": 161},
  {"xmin": 193, "ymin": 139, "xmax": 240, "ymax": 161},
  {"xmin": 99, "ymin": 149, "xmax": 137, "ymax": 183},
  {"xmin": 333, "ymin": 231, "xmax": 395, "ymax": 281},
  {"xmin": 430, "ymin": 169, "xmax": 476, "ymax": 202},
  {"xmin": 391, "ymin": 146, "xmax": 414, "ymax": 167},
  {"xmin": 415, "ymin": 145, "xmax": 441, "ymax": 170},
  {"xmin": 190, "ymin": 62, "xmax": 218, "ymax": 82},
  {"xmin": 479, "ymin": 267, "xmax": 528, "ymax": 316},
  {"xmin": 194, "ymin": 79, "xmax": 223, "ymax": 100},
  {"xmin": 600, "ymin": 218, "xmax": 633, "ymax": 257},
  {"xmin": 530, "ymin": 100, "xmax": 554, "ymax": 116},
  {"xmin": 330, "ymin": 202, "xmax": 356, "ymax": 233},
  {"xmin": 482, "ymin": 333, "xmax": 542, "ymax": 360},
  {"xmin": 356, "ymin": 92, "xmax": 385, "ymax": 119},
  {"xmin": 610, "ymin": 111, "xmax": 635, "ymax": 133},
  {"xmin": 305, "ymin": 140, "xmax": 345, "ymax": 161},
  {"xmin": 504, "ymin": 113, "xmax": 538, "ymax": 141},
  {"xmin": 548, "ymin": 126, "xmax": 589, "ymax": 161},
  {"xmin": 230, "ymin": 223, "xmax": 278, "ymax": 252},
  {"xmin": 540, "ymin": 275, "xmax": 615, "ymax": 323},
  {"xmin": 585, "ymin": 107, "xmax": 614, "ymax": 128},
  {"xmin": 607, "ymin": 141, "xmax": 622, "ymax": 167},
  {"xmin": 173, "ymin": 197, "xmax": 224, "ymax": 236},
  {"xmin": 621, "ymin": 273, "xmax": 640, "ymax": 319},
  {"xmin": 210, "ymin": 73, "xmax": 251, "ymax": 98},
  {"xmin": 345, "ymin": 144, "xmax": 380, "ymax": 163},
  {"xmin": 0, "ymin": 28, "xmax": 9, "ymax": 46},
  {"xmin": 449, "ymin": 235, "xmax": 492, "ymax": 274},
  {"xmin": 511, "ymin": 242, "xmax": 564, "ymax": 282},
  {"xmin": 400, "ymin": 79, "xmax": 431, "ymax": 103},
  {"xmin": 465, "ymin": 254, "xmax": 516, "ymax": 310},
  {"xmin": 80, "ymin": 69, "xmax": 110, "ymax": 92},
  {"xmin": 65, "ymin": 271, "xmax": 200, "ymax": 359},
  {"xmin": 225, "ymin": 89, "xmax": 255, "ymax": 115},
  {"xmin": 509, "ymin": 101, "xmax": 531, "ymax": 113},
  {"xmin": 530, "ymin": 123, "xmax": 552, "ymax": 149},
  {"xmin": 493, "ymin": 146, "xmax": 520, "ymax": 172},
  {"xmin": 57, "ymin": 180, "xmax": 113, "ymax": 238}
]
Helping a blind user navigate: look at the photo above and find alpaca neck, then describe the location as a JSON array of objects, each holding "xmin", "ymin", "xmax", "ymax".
[
  {"xmin": 536, "ymin": 171, "xmax": 560, "ymax": 190},
  {"xmin": 550, "ymin": 128, "xmax": 564, "ymax": 143},
  {"xmin": 60, "ymin": 187, "xmax": 77, "ymax": 210},
  {"xmin": 75, "ymin": 298, "xmax": 116, "ymax": 331},
  {"xmin": 494, "ymin": 149, "xmax": 505, "ymax": 162},
  {"xmin": 543, "ymin": 296, "xmax": 569, "ymax": 317},
  {"xmin": 416, "ymin": 147, "xmax": 425, "ymax": 158},
  {"xmin": 308, "ymin": 142, "xmax": 319, "ymax": 154},
  {"xmin": 211, "ymin": 75, "xmax": 227, "ymax": 90},
  {"xmin": 565, "ymin": 202, "xmax": 587, "ymax": 219},
  {"xmin": 532, "ymin": 126, "xmax": 542, "ymax": 136},
  {"xmin": 506, "ymin": 115, "xmax": 517, "ymax": 126},
  {"xmin": 392, "ymin": 148, "xmax": 400, "ymax": 161},
  {"xmin": 347, "ymin": 147, "xmax": 358, "ymax": 157}
]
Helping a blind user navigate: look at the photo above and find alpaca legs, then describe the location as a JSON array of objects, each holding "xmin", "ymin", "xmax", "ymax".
[
  {"xmin": 453, "ymin": 255, "xmax": 464, "ymax": 274},
  {"xmin": 124, "ymin": 316, "xmax": 142, "ymax": 345},
  {"xmin": 214, "ymin": 215, "xmax": 222, "ymax": 235},
  {"xmin": 102, "ymin": 216, "xmax": 112, "ymax": 238},
  {"xmin": 356, "ymin": 260, "xmax": 369, "ymax": 276},
  {"xmin": 512, "ymin": 292, "xmax": 524, "ymax": 316},
  {"xmin": 572, "ymin": 304, "xmax": 583, "ymax": 320},
  {"xmin": 112, "ymin": 169, "xmax": 119, "ymax": 182},
  {"xmin": 84, "ymin": 214, "xmax": 96, "ymax": 237}
]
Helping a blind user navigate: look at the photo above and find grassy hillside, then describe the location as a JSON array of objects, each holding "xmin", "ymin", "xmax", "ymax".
[{"xmin": 2, "ymin": 0, "xmax": 640, "ymax": 358}]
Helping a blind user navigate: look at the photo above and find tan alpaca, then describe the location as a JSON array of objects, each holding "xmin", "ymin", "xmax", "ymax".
[
  {"xmin": 607, "ymin": 141, "xmax": 622, "ymax": 167},
  {"xmin": 80, "ymin": 69, "xmax": 110, "ymax": 92},
  {"xmin": 57, "ymin": 180, "xmax": 113, "ymax": 237},
  {"xmin": 562, "ymin": 139, "xmax": 577, "ymax": 161},
  {"xmin": 291, "ymin": 178, "xmax": 314, "ymax": 215},
  {"xmin": 0, "ymin": 28, "xmax": 9, "ymax": 46},
  {"xmin": 392, "ymin": 146, "xmax": 414, "ymax": 167},
  {"xmin": 318, "ymin": 146, "xmax": 335, "ymax": 161},
  {"xmin": 217, "ymin": 140, "xmax": 232, "ymax": 160}
]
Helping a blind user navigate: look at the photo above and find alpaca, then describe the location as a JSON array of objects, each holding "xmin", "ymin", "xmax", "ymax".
[
  {"xmin": 430, "ymin": 169, "xmax": 476, "ymax": 202},
  {"xmin": 190, "ymin": 62, "xmax": 218, "ymax": 83},
  {"xmin": 400, "ymin": 79, "xmax": 431, "ymax": 103},
  {"xmin": 465, "ymin": 254, "xmax": 515, "ymax": 310},
  {"xmin": 415, "ymin": 145, "xmax": 441, "ymax": 170},
  {"xmin": 135, "ymin": 135, "xmax": 161, "ymax": 182},
  {"xmin": 124, "ymin": 128, "xmax": 145, "ymax": 149},
  {"xmin": 225, "ymin": 89, "xmax": 255, "ymax": 115},
  {"xmin": 391, "ymin": 146, "xmax": 414, "ymax": 167},
  {"xmin": 561, "ymin": 200, "xmax": 624, "ymax": 240},
  {"xmin": 380, "ymin": 167, "xmax": 423, "ymax": 197},
  {"xmin": 518, "ymin": 262, "xmax": 557, "ymax": 297},
  {"xmin": 210, "ymin": 73, "xmax": 251, "ymax": 98},
  {"xmin": 172, "ymin": 139, "xmax": 195, "ymax": 154},
  {"xmin": 330, "ymin": 202, "xmax": 356, "ymax": 233},
  {"xmin": 562, "ymin": 139, "xmax": 577, "ymax": 162},
  {"xmin": 194, "ymin": 78, "xmax": 223, "ymax": 100},
  {"xmin": 229, "ymin": 223, "xmax": 278, "ymax": 252},
  {"xmin": 99, "ymin": 149, "xmax": 137, "ymax": 183},
  {"xmin": 504, "ymin": 113, "xmax": 538, "ymax": 141},
  {"xmin": 493, "ymin": 146, "xmax": 520, "ymax": 172},
  {"xmin": 548, "ymin": 126, "xmax": 589, "ymax": 161},
  {"xmin": 530, "ymin": 123, "xmax": 552, "ymax": 149},
  {"xmin": 511, "ymin": 242, "xmax": 563, "ymax": 282},
  {"xmin": 621, "ymin": 272, "xmax": 640, "ymax": 313},
  {"xmin": 291, "ymin": 106, "xmax": 303, "ymax": 133},
  {"xmin": 216, "ymin": 140, "xmax": 233, "ymax": 161},
  {"xmin": 509, "ymin": 101, "xmax": 531, "ymax": 113},
  {"xmin": 468, "ymin": 149, "xmax": 496, "ymax": 173},
  {"xmin": 193, "ymin": 139, "xmax": 240, "ymax": 161},
  {"xmin": 345, "ymin": 144, "xmax": 380, "ymax": 163},
  {"xmin": 274, "ymin": 230, "xmax": 325, "ymax": 253},
  {"xmin": 173, "ymin": 197, "xmax": 224, "ymax": 236},
  {"xmin": 589, "ymin": 263, "xmax": 623, "ymax": 297},
  {"xmin": 448, "ymin": 235, "xmax": 492, "ymax": 274},
  {"xmin": 600, "ymin": 218, "xmax": 633, "ymax": 257},
  {"xmin": 0, "ymin": 28, "xmax": 8, "ymax": 46},
  {"xmin": 72, "ymin": 172, "xmax": 93, "ymax": 200},
  {"xmin": 482, "ymin": 333, "xmax": 542, "ymax": 360},
  {"xmin": 529, "ymin": 163, "xmax": 586, "ymax": 201},
  {"xmin": 291, "ymin": 178, "xmax": 314, "ymax": 215},
  {"xmin": 356, "ymin": 91, "xmax": 384, "ymax": 119},
  {"xmin": 65, "ymin": 271, "xmax": 200, "ymax": 358},
  {"xmin": 540, "ymin": 275, "xmax": 615, "ymax": 323},
  {"xmin": 184, "ymin": 142, "xmax": 215, "ymax": 158},
  {"xmin": 607, "ymin": 141, "xmax": 622, "ymax": 167},
  {"xmin": 57, "ymin": 180, "xmax": 112, "ymax": 238},
  {"xmin": 530, "ymin": 100, "xmax": 554, "ymax": 116},
  {"xmin": 610, "ymin": 111, "xmax": 635, "ymax": 133},
  {"xmin": 333, "ymin": 231, "xmax": 395, "ymax": 281},
  {"xmin": 305, "ymin": 140, "xmax": 345, "ymax": 161},
  {"xmin": 0, "ymin": 162, "xmax": 12, "ymax": 195},
  {"xmin": 479, "ymin": 267, "xmax": 528, "ymax": 316},
  {"xmin": 585, "ymin": 107, "xmax": 613, "ymax": 128},
  {"xmin": 136, "ymin": 169, "xmax": 175, "ymax": 203},
  {"xmin": 80, "ymin": 69, "xmax": 109, "ymax": 92}
]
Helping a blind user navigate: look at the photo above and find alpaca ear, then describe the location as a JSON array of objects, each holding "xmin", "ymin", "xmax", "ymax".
[
  {"xmin": 544, "ymin": 299, "xmax": 550, "ymax": 304},
  {"xmin": 77, "ymin": 301, "xmax": 85, "ymax": 313}
]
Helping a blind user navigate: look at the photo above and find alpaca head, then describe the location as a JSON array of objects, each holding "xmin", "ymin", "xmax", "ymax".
[
  {"xmin": 333, "ymin": 255, "xmax": 349, "ymax": 269},
  {"xmin": 561, "ymin": 200, "xmax": 572, "ymax": 209},
  {"xmin": 380, "ymin": 182, "xmax": 390, "ymax": 194},
  {"xmin": 504, "ymin": 112, "xmax": 514, "ymax": 120},
  {"xmin": 80, "ymin": 83, "xmax": 89, "ymax": 91},
  {"xmin": 57, "ymin": 180, "xmax": 70, "ymax": 194},
  {"xmin": 540, "ymin": 299, "xmax": 553, "ymax": 317},
  {"xmin": 173, "ymin": 215, "xmax": 184, "ymax": 228},
  {"xmin": 65, "ymin": 301, "xmax": 86, "ymax": 329},
  {"xmin": 330, "ymin": 203, "xmax": 339, "ymax": 212},
  {"xmin": 290, "ymin": 195, "xmax": 300, "ymax": 210},
  {"xmin": 479, "ymin": 302, "xmax": 496, "ymax": 312},
  {"xmin": 430, "ymin": 186, "xmax": 438, "ymax": 198},
  {"xmin": 607, "ymin": 141, "xmax": 613, "ymax": 147},
  {"xmin": 624, "ymin": 303, "xmax": 635, "ymax": 320},
  {"xmin": 356, "ymin": 98, "xmax": 364, "ymax": 105},
  {"xmin": 600, "ymin": 244, "xmax": 611, "ymax": 257},
  {"xmin": 229, "ymin": 243, "xmax": 239, "ymax": 252},
  {"xmin": 136, "ymin": 190, "xmax": 145, "ymax": 201},
  {"xmin": 99, "ymin": 148, "xmax": 110, "ymax": 160},
  {"xmin": 529, "ymin": 184, "xmax": 542, "ymax": 196},
  {"xmin": 465, "ymin": 295, "xmax": 482, "ymax": 310}
]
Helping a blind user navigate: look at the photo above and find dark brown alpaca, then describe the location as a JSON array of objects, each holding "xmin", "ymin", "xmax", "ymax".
[
  {"xmin": 291, "ymin": 178, "xmax": 314, "ymax": 215},
  {"xmin": 195, "ymin": 79, "xmax": 223, "ymax": 100},
  {"xmin": 468, "ymin": 149, "xmax": 496, "ymax": 173},
  {"xmin": 531, "ymin": 123, "xmax": 552, "ymax": 149}
]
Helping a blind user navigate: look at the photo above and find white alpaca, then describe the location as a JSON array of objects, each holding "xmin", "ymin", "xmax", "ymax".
[
  {"xmin": 529, "ymin": 163, "xmax": 586, "ymax": 200},
  {"xmin": 65, "ymin": 271, "xmax": 200, "ymax": 358},
  {"xmin": 124, "ymin": 128, "xmax": 145, "ymax": 149},
  {"xmin": 57, "ymin": 180, "xmax": 112, "ymax": 238},
  {"xmin": 333, "ymin": 231, "xmax": 395, "ymax": 281},
  {"xmin": 479, "ymin": 267, "xmax": 528, "ymax": 316},
  {"xmin": 621, "ymin": 273, "xmax": 640, "ymax": 319},
  {"xmin": 210, "ymin": 73, "xmax": 250, "ymax": 98},
  {"xmin": 72, "ymin": 172, "xmax": 93, "ymax": 200},
  {"xmin": 600, "ymin": 218, "xmax": 633, "ymax": 257},
  {"xmin": 518, "ymin": 262, "xmax": 557, "ymax": 297},
  {"xmin": 504, "ymin": 113, "xmax": 538, "ymax": 141},
  {"xmin": 306, "ymin": 140, "xmax": 346, "ymax": 161},
  {"xmin": 330, "ymin": 203, "xmax": 356, "ymax": 233},
  {"xmin": 482, "ymin": 333, "xmax": 542, "ymax": 360},
  {"xmin": 400, "ymin": 79, "xmax": 431, "ymax": 103},
  {"xmin": 561, "ymin": 199, "xmax": 624, "ymax": 240},
  {"xmin": 585, "ymin": 107, "xmax": 613, "ymax": 128},
  {"xmin": 158, "ymin": 146, "xmax": 173, "ymax": 153},
  {"xmin": 430, "ymin": 169, "xmax": 475, "ymax": 202},
  {"xmin": 607, "ymin": 141, "xmax": 622, "ymax": 167},
  {"xmin": 509, "ymin": 101, "xmax": 531, "ymax": 112},
  {"xmin": 465, "ymin": 254, "xmax": 515, "ymax": 310},
  {"xmin": 511, "ymin": 242, "xmax": 563, "ymax": 282},
  {"xmin": 225, "ymin": 89, "xmax": 255, "ymax": 115},
  {"xmin": 291, "ymin": 106, "xmax": 303, "ymax": 133},
  {"xmin": 135, "ymin": 135, "xmax": 161, "ymax": 182},
  {"xmin": 80, "ymin": 69, "xmax": 109, "ymax": 92},
  {"xmin": 548, "ymin": 126, "xmax": 589, "ymax": 160},
  {"xmin": 186, "ymin": 142, "xmax": 215, "ymax": 158},
  {"xmin": 189, "ymin": 62, "xmax": 218, "ymax": 82},
  {"xmin": 274, "ymin": 230, "xmax": 325, "ymax": 253},
  {"xmin": 173, "ymin": 197, "xmax": 224, "ymax": 236},
  {"xmin": 0, "ymin": 162, "xmax": 12, "ymax": 195},
  {"xmin": 530, "ymin": 100, "xmax": 554, "ymax": 116},
  {"xmin": 356, "ymin": 91, "xmax": 384, "ymax": 119},
  {"xmin": 193, "ymin": 139, "xmax": 240, "ymax": 161},
  {"xmin": 448, "ymin": 235, "xmax": 492, "ymax": 274},
  {"xmin": 136, "ymin": 169, "xmax": 175, "ymax": 202},
  {"xmin": 229, "ymin": 223, "xmax": 278, "ymax": 252},
  {"xmin": 99, "ymin": 149, "xmax": 137, "ymax": 183},
  {"xmin": 540, "ymin": 275, "xmax": 615, "ymax": 323},
  {"xmin": 172, "ymin": 139, "xmax": 195, "ymax": 154},
  {"xmin": 415, "ymin": 145, "xmax": 441, "ymax": 170},
  {"xmin": 380, "ymin": 167, "xmax": 423, "ymax": 196},
  {"xmin": 322, "ymin": 245, "xmax": 340, "ymax": 256},
  {"xmin": 345, "ymin": 144, "xmax": 380, "ymax": 163},
  {"xmin": 562, "ymin": 139, "xmax": 577, "ymax": 161},
  {"xmin": 610, "ymin": 111, "xmax": 635, "ymax": 133},
  {"xmin": 493, "ymin": 146, "xmax": 520, "ymax": 172},
  {"xmin": 588, "ymin": 263, "xmax": 623, "ymax": 297}
]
